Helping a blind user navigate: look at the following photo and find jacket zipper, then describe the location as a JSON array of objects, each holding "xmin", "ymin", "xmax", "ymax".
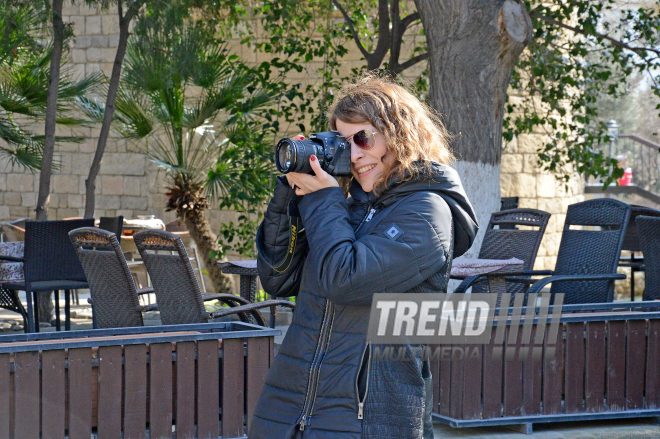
[
  {"xmin": 296, "ymin": 204, "xmax": 376, "ymax": 431},
  {"xmin": 355, "ymin": 342, "xmax": 372, "ymax": 420}
]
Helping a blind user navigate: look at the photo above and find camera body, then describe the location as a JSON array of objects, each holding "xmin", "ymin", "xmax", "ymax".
[{"xmin": 275, "ymin": 131, "xmax": 352, "ymax": 177}]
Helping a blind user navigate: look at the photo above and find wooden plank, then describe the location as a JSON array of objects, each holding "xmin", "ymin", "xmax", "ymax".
[
  {"xmin": 625, "ymin": 320, "xmax": 646, "ymax": 410},
  {"xmin": 438, "ymin": 347, "xmax": 451, "ymax": 417},
  {"xmin": 41, "ymin": 350, "xmax": 66, "ymax": 439},
  {"xmin": 68, "ymin": 348, "xmax": 93, "ymax": 439},
  {"xmin": 523, "ymin": 326, "xmax": 542, "ymax": 416},
  {"xmin": 149, "ymin": 343, "xmax": 173, "ymax": 439},
  {"xmin": 448, "ymin": 344, "xmax": 464, "ymax": 419},
  {"xmin": 124, "ymin": 344, "xmax": 147, "ymax": 439},
  {"xmin": 175, "ymin": 341, "xmax": 195, "ymax": 439},
  {"xmin": 503, "ymin": 327, "xmax": 523, "ymax": 417},
  {"xmin": 0, "ymin": 354, "xmax": 11, "ymax": 438},
  {"xmin": 565, "ymin": 322, "xmax": 585, "ymax": 414},
  {"xmin": 97, "ymin": 346, "xmax": 123, "ymax": 438},
  {"xmin": 14, "ymin": 351, "xmax": 40, "ymax": 439},
  {"xmin": 221, "ymin": 338, "xmax": 244, "ymax": 438},
  {"xmin": 646, "ymin": 319, "xmax": 660, "ymax": 409},
  {"xmin": 246, "ymin": 338, "xmax": 271, "ymax": 433},
  {"xmin": 607, "ymin": 320, "xmax": 626, "ymax": 411},
  {"xmin": 461, "ymin": 344, "xmax": 482, "ymax": 420},
  {"xmin": 585, "ymin": 322, "xmax": 606, "ymax": 412},
  {"xmin": 482, "ymin": 327, "xmax": 503, "ymax": 419},
  {"xmin": 542, "ymin": 324, "xmax": 564, "ymax": 415}
]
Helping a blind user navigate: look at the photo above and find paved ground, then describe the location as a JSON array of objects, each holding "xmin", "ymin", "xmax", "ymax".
[{"xmin": 1, "ymin": 295, "xmax": 659, "ymax": 438}]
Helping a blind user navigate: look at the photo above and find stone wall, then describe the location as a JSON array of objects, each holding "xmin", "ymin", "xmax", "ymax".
[{"xmin": 0, "ymin": 2, "xmax": 583, "ymax": 270}]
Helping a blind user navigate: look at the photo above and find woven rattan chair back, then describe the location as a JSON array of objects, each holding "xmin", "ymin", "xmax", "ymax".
[
  {"xmin": 69, "ymin": 228, "xmax": 143, "ymax": 328},
  {"xmin": 0, "ymin": 223, "xmax": 25, "ymax": 242},
  {"xmin": 99, "ymin": 216, "xmax": 124, "ymax": 244},
  {"xmin": 551, "ymin": 198, "xmax": 631, "ymax": 304},
  {"xmin": 636, "ymin": 215, "xmax": 660, "ymax": 301},
  {"xmin": 24, "ymin": 219, "xmax": 94, "ymax": 285},
  {"xmin": 474, "ymin": 209, "xmax": 551, "ymax": 294},
  {"xmin": 621, "ymin": 205, "xmax": 660, "ymax": 252},
  {"xmin": 133, "ymin": 229, "xmax": 207, "ymax": 325}
]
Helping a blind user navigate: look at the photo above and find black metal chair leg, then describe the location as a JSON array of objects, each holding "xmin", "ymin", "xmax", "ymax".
[
  {"xmin": 54, "ymin": 290, "xmax": 61, "ymax": 331},
  {"xmin": 270, "ymin": 305, "xmax": 276, "ymax": 328},
  {"xmin": 32, "ymin": 291, "xmax": 40, "ymax": 333},
  {"xmin": 25, "ymin": 290, "xmax": 35, "ymax": 333},
  {"xmin": 65, "ymin": 289, "xmax": 71, "ymax": 331}
]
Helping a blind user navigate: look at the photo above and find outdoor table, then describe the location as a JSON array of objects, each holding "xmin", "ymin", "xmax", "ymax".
[
  {"xmin": 218, "ymin": 260, "xmax": 258, "ymax": 302},
  {"xmin": 450, "ymin": 257, "xmax": 525, "ymax": 306}
]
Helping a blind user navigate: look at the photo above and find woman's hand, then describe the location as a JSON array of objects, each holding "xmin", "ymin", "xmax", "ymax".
[{"xmin": 286, "ymin": 135, "xmax": 339, "ymax": 196}]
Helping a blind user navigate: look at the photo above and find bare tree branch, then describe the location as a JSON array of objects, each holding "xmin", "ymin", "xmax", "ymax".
[
  {"xmin": 332, "ymin": 0, "xmax": 372, "ymax": 61},
  {"xmin": 399, "ymin": 12, "xmax": 419, "ymax": 33},
  {"xmin": 531, "ymin": 11, "xmax": 660, "ymax": 57},
  {"xmin": 395, "ymin": 51, "xmax": 429, "ymax": 74}
]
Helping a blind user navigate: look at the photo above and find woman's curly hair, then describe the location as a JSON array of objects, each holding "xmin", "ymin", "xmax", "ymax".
[{"xmin": 328, "ymin": 72, "xmax": 453, "ymax": 196}]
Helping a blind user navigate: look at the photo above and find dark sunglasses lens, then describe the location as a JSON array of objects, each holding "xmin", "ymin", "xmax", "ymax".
[{"xmin": 354, "ymin": 130, "xmax": 375, "ymax": 150}]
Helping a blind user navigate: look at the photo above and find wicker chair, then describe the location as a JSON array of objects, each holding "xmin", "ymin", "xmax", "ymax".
[
  {"xmin": 0, "ymin": 219, "xmax": 94, "ymax": 332},
  {"xmin": 453, "ymin": 209, "xmax": 551, "ymax": 296},
  {"xmin": 69, "ymin": 228, "xmax": 156, "ymax": 328},
  {"xmin": 508, "ymin": 198, "xmax": 631, "ymax": 305},
  {"xmin": 133, "ymin": 229, "xmax": 295, "ymax": 326},
  {"xmin": 636, "ymin": 215, "xmax": 660, "ymax": 301},
  {"xmin": 619, "ymin": 205, "xmax": 660, "ymax": 299},
  {"xmin": 98, "ymin": 216, "xmax": 124, "ymax": 244}
]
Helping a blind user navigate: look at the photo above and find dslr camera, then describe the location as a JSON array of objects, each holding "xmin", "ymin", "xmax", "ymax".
[{"xmin": 275, "ymin": 131, "xmax": 352, "ymax": 177}]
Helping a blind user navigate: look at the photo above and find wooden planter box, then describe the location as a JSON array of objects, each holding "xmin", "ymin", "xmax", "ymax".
[
  {"xmin": 0, "ymin": 322, "xmax": 278, "ymax": 439},
  {"xmin": 431, "ymin": 302, "xmax": 660, "ymax": 433}
]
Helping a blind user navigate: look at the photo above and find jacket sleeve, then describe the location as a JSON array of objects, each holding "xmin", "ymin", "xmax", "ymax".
[
  {"xmin": 256, "ymin": 176, "xmax": 309, "ymax": 297},
  {"xmin": 297, "ymin": 186, "xmax": 452, "ymax": 306}
]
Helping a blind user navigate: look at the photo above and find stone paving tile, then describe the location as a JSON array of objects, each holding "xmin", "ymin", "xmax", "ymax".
[{"xmin": 432, "ymin": 418, "xmax": 660, "ymax": 439}]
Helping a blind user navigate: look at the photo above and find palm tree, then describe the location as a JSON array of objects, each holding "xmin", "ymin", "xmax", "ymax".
[{"xmin": 80, "ymin": 25, "xmax": 274, "ymax": 294}]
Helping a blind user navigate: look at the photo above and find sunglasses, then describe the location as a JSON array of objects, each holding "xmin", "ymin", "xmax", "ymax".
[{"xmin": 345, "ymin": 129, "xmax": 379, "ymax": 151}]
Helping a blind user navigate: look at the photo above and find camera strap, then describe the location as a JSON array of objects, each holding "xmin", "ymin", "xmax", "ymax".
[{"xmin": 258, "ymin": 199, "xmax": 304, "ymax": 274}]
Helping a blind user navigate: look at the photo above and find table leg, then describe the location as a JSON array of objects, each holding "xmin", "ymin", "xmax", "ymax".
[
  {"xmin": 487, "ymin": 275, "xmax": 509, "ymax": 308},
  {"xmin": 54, "ymin": 290, "xmax": 61, "ymax": 331},
  {"xmin": 25, "ymin": 290, "xmax": 35, "ymax": 333},
  {"xmin": 33, "ymin": 291, "xmax": 40, "ymax": 333},
  {"xmin": 64, "ymin": 289, "xmax": 71, "ymax": 331},
  {"xmin": 630, "ymin": 252, "xmax": 637, "ymax": 301},
  {"xmin": 240, "ymin": 274, "xmax": 257, "ymax": 303}
]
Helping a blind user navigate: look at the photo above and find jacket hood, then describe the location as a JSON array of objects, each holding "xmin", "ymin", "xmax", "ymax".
[{"xmin": 348, "ymin": 161, "xmax": 479, "ymax": 257}]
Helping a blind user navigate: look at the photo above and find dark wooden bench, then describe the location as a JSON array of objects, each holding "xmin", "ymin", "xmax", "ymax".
[
  {"xmin": 0, "ymin": 322, "xmax": 278, "ymax": 438},
  {"xmin": 431, "ymin": 301, "xmax": 660, "ymax": 434}
]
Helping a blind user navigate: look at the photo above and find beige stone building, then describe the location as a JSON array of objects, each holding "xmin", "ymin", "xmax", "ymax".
[{"xmin": 0, "ymin": 2, "xmax": 583, "ymax": 271}]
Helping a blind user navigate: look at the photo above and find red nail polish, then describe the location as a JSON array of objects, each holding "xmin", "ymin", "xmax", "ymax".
[{"xmin": 310, "ymin": 155, "xmax": 316, "ymax": 161}]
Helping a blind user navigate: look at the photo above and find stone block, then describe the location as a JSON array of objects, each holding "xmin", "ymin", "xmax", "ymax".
[
  {"xmin": 102, "ymin": 176, "xmax": 124, "ymax": 195},
  {"xmin": 517, "ymin": 133, "xmax": 546, "ymax": 154},
  {"xmin": 86, "ymin": 63, "xmax": 101, "ymax": 75},
  {"xmin": 21, "ymin": 192, "xmax": 36, "ymax": 208},
  {"xmin": 523, "ymin": 154, "xmax": 539, "ymax": 174},
  {"xmin": 67, "ymin": 16, "xmax": 85, "ymax": 33},
  {"xmin": 58, "ymin": 208, "xmax": 80, "ymax": 219},
  {"xmin": 86, "ymin": 47, "xmax": 115, "ymax": 63},
  {"xmin": 123, "ymin": 177, "xmax": 142, "ymax": 196},
  {"xmin": 90, "ymin": 35, "xmax": 109, "ymax": 48},
  {"xmin": 97, "ymin": 195, "xmax": 120, "ymax": 210},
  {"xmin": 0, "ymin": 174, "xmax": 6, "ymax": 191},
  {"xmin": 80, "ymin": 138, "xmax": 97, "ymax": 154},
  {"xmin": 75, "ymin": 36, "xmax": 92, "ymax": 48},
  {"xmin": 85, "ymin": 16, "xmax": 102, "ymax": 35},
  {"xmin": 108, "ymin": 35, "xmax": 119, "ymax": 47},
  {"xmin": 62, "ymin": 4, "xmax": 79, "ymax": 15},
  {"xmin": 121, "ymin": 196, "xmax": 148, "ymax": 210},
  {"xmin": 148, "ymin": 193, "xmax": 167, "ymax": 210},
  {"xmin": 100, "ymin": 63, "xmax": 113, "ymax": 76},
  {"xmin": 101, "ymin": 15, "xmax": 120, "ymax": 35},
  {"xmin": 536, "ymin": 237, "xmax": 547, "ymax": 256},
  {"xmin": 544, "ymin": 232, "xmax": 560, "ymax": 257},
  {"xmin": 500, "ymin": 153, "xmax": 523, "ymax": 174},
  {"xmin": 537, "ymin": 198, "xmax": 563, "ymax": 214},
  {"xmin": 70, "ymin": 63, "xmax": 86, "ymax": 79},
  {"xmin": 79, "ymin": 3, "xmax": 97, "ymax": 15},
  {"xmin": 509, "ymin": 173, "xmax": 536, "ymax": 198},
  {"xmin": 99, "ymin": 153, "xmax": 146, "ymax": 176},
  {"xmin": 499, "ymin": 173, "xmax": 512, "ymax": 197},
  {"xmin": 5, "ymin": 193, "xmax": 21, "ymax": 206},
  {"xmin": 9, "ymin": 206, "xmax": 28, "ymax": 219},
  {"xmin": 116, "ymin": 210, "xmax": 134, "ymax": 219},
  {"xmin": 7, "ymin": 174, "xmax": 34, "ymax": 192},
  {"xmin": 536, "ymin": 174, "xmax": 556, "ymax": 198},
  {"xmin": 53, "ymin": 175, "xmax": 80, "ymax": 194},
  {"xmin": 49, "ymin": 194, "xmax": 60, "ymax": 208},
  {"xmin": 68, "ymin": 195, "xmax": 84, "ymax": 208},
  {"xmin": 0, "ymin": 206, "xmax": 10, "ymax": 221},
  {"xmin": 517, "ymin": 197, "xmax": 537, "ymax": 209}
]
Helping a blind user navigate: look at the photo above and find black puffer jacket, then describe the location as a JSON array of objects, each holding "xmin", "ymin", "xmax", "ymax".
[{"xmin": 249, "ymin": 161, "xmax": 478, "ymax": 439}]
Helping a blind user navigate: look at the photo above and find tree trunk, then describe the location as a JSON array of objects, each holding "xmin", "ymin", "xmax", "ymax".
[
  {"xmin": 414, "ymin": 0, "xmax": 533, "ymax": 256},
  {"xmin": 84, "ymin": 1, "xmax": 138, "ymax": 218},
  {"xmin": 35, "ymin": 0, "xmax": 65, "ymax": 322},
  {"xmin": 182, "ymin": 214, "xmax": 236, "ymax": 295}
]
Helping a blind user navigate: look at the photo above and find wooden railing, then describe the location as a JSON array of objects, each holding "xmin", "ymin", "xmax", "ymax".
[{"xmin": 0, "ymin": 322, "xmax": 278, "ymax": 439}]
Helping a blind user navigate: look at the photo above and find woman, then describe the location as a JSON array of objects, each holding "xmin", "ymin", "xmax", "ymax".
[{"xmin": 250, "ymin": 74, "xmax": 478, "ymax": 439}]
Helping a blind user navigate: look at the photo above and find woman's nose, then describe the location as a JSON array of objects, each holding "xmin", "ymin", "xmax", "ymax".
[{"xmin": 351, "ymin": 142, "xmax": 365, "ymax": 162}]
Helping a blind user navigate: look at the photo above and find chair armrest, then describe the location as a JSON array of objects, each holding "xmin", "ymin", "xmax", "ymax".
[
  {"xmin": 0, "ymin": 255, "xmax": 24, "ymax": 263},
  {"xmin": 208, "ymin": 300, "xmax": 296, "ymax": 325},
  {"xmin": 139, "ymin": 303, "xmax": 158, "ymax": 312},
  {"xmin": 522, "ymin": 270, "xmax": 554, "ymax": 276},
  {"xmin": 453, "ymin": 275, "xmax": 487, "ymax": 294},
  {"xmin": 202, "ymin": 293, "xmax": 251, "ymax": 306},
  {"xmin": 136, "ymin": 287, "xmax": 154, "ymax": 296},
  {"xmin": 527, "ymin": 273, "xmax": 626, "ymax": 296}
]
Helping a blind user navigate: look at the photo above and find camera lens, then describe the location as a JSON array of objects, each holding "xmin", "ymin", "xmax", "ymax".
[
  {"xmin": 275, "ymin": 138, "xmax": 318, "ymax": 174},
  {"xmin": 276, "ymin": 140, "xmax": 294, "ymax": 172}
]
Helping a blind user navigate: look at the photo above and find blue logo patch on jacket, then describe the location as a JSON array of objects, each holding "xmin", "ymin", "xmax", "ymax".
[{"xmin": 384, "ymin": 224, "xmax": 403, "ymax": 240}]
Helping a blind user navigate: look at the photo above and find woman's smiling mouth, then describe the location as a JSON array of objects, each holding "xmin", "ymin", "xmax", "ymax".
[{"xmin": 356, "ymin": 164, "xmax": 376, "ymax": 175}]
